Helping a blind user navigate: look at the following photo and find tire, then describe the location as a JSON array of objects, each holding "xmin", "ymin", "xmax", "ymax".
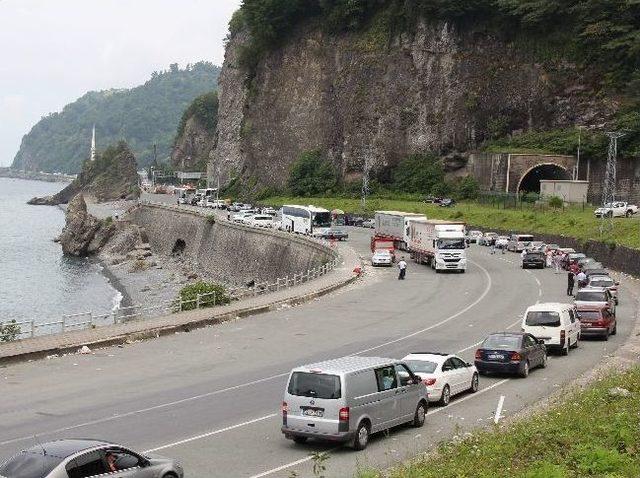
[
  {"xmin": 540, "ymin": 353, "xmax": 547, "ymax": 369},
  {"xmin": 412, "ymin": 402, "xmax": 427, "ymax": 427},
  {"xmin": 292, "ymin": 436, "xmax": 308, "ymax": 444},
  {"xmin": 519, "ymin": 361, "xmax": 530, "ymax": 378},
  {"xmin": 352, "ymin": 421, "xmax": 370, "ymax": 450},
  {"xmin": 561, "ymin": 342, "xmax": 569, "ymax": 356},
  {"xmin": 611, "ymin": 322, "xmax": 617, "ymax": 335},
  {"xmin": 626, "ymin": 210, "xmax": 632, "ymax": 218},
  {"xmin": 439, "ymin": 385, "xmax": 451, "ymax": 406},
  {"xmin": 163, "ymin": 474, "xmax": 178, "ymax": 478},
  {"xmin": 607, "ymin": 211, "xmax": 613, "ymax": 218},
  {"xmin": 571, "ymin": 336, "xmax": 579, "ymax": 349},
  {"xmin": 469, "ymin": 373, "xmax": 479, "ymax": 393}
]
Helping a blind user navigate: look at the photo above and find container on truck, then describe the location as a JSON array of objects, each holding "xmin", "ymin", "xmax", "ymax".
[
  {"xmin": 408, "ymin": 220, "xmax": 467, "ymax": 272},
  {"xmin": 373, "ymin": 211, "xmax": 427, "ymax": 251}
]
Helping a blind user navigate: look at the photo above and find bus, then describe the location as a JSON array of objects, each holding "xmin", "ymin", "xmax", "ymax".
[{"xmin": 281, "ymin": 205, "xmax": 331, "ymax": 236}]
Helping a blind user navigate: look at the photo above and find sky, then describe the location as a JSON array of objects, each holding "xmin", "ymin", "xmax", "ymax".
[{"xmin": 0, "ymin": 0, "xmax": 242, "ymax": 166}]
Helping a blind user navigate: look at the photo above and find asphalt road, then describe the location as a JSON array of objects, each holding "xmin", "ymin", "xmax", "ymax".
[{"xmin": 0, "ymin": 225, "xmax": 637, "ymax": 478}]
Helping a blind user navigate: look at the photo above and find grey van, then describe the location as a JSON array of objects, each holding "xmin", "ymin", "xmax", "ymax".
[{"xmin": 281, "ymin": 356, "xmax": 428, "ymax": 450}]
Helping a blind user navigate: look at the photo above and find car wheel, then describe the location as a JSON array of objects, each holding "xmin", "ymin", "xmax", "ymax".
[
  {"xmin": 571, "ymin": 336, "xmax": 579, "ymax": 349},
  {"xmin": 439, "ymin": 385, "xmax": 451, "ymax": 406},
  {"xmin": 519, "ymin": 361, "xmax": 530, "ymax": 378},
  {"xmin": 626, "ymin": 210, "xmax": 632, "ymax": 217},
  {"xmin": 162, "ymin": 474, "xmax": 178, "ymax": 478},
  {"xmin": 469, "ymin": 373, "xmax": 479, "ymax": 393},
  {"xmin": 612, "ymin": 322, "xmax": 617, "ymax": 335},
  {"xmin": 412, "ymin": 401, "xmax": 427, "ymax": 427},
  {"xmin": 540, "ymin": 353, "xmax": 547, "ymax": 369},
  {"xmin": 352, "ymin": 421, "xmax": 370, "ymax": 450},
  {"xmin": 292, "ymin": 436, "xmax": 308, "ymax": 444},
  {"xmin": 561, "ymin": 342, "xmax": 569, "ymax": 356}
]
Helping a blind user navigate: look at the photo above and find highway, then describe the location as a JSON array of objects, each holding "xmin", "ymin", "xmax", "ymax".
[{"xmin": 0, "ymin": 226, "xmax": 637, "ymax": 477}]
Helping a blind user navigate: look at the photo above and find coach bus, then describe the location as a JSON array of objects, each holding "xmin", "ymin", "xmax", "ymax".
[{"xmin": 281, "ymin": 205, "xmax": 331, "ymax": 236}]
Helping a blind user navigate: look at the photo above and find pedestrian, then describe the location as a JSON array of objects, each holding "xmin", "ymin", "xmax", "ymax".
[
  {"xmin": 490, "ymin": 242, "xmax": 496, "ymax": 255},
  {"xmin": 553, "ymin": 253, "xmax": 562, "ymax": 274},
  {"xmin": 521, "ymin": 249, "xmax": 527, "ymax": 261},
  {"xmin": 397, "ymin": 258, "xmax": 407, "ymax": 280},
  {"xmin": 576, "ymin": 270, "xmax": 587, "ymax": 289},
  {"xmin": 567, "ymin": 270, "xmax": 575, "ymax": 296},
  {"xmin": 546, "ymin": 250, "xmax": 553, "ymax": 268}
]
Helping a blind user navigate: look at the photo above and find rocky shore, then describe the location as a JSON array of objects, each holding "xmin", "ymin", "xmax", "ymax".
[{"xmin": 0, "ymin": 167, "xmax": 74, "ymax": 183}]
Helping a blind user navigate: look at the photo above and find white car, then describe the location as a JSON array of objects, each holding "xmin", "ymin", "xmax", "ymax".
[
  {"xmin": 402, "ymin": 352, "xmax": 479, "ymax": 406},
  {"xmin": 371, "ymin": 249, "xmax": 393, "ymax": 267},
  {"xmin": 495, "ymin": 236, "xmax": 509, "ymax": 248},
  {"xmin": 594, "ymin": 201, "xmax": 638, "ymax": 218},
  {"xmin": 467, "ymin": 230, "xmax": 483, "ymax": 243},
  {"xmin": 262, "ymin": 207, "xmax": 277, "ymax": 216},
  {"xmin": 232, "ymin": 212, "xmax": 254, "ymax": 223},
  {"xmin": 250, "ymin": 214, "xmax": 274, "ymax": 228}
]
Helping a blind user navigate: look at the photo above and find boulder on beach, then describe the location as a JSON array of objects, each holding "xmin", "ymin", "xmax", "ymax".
[{"xmin": 59, "ymin": 194, "xmax": 115, "ymax": 256}]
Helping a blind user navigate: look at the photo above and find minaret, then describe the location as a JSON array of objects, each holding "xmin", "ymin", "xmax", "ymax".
[{"xmin": 90, "ymin": 125, "xmax": 96, "ymax": 161}]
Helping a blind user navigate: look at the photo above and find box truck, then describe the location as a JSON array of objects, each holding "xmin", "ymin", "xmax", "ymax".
[
  {"xmin": 408, "ymin": 220, "xmax": 467, "ymax": 272},
  {"xmin": 373, "ymin": 211, "xmax": 427, "ymax": 251}
]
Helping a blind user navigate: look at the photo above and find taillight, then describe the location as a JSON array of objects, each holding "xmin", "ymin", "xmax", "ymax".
[
  {"xmin": 339, "ymin": 407, "xmax": 350, "ymax": 422},
  {"xmin": 510, "ymin": 352, "xmax": 522, "ymax": 361},
  {"xmin": 422, "ymin": 378, "xmax": 437, "ymax": 386},
  {"xmin": 560, "ymin": 330, "xmax": 565, "ymax": 346},
  {"xmin": 475, "ymin": 349, "xmax": 482, "ymax": 360},
  {"xmin": 281, "ymin": 401, "xmax": 288, "ymax": 415}
]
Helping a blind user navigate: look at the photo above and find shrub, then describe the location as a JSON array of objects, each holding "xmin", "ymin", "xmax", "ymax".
[
  {"xmin": 0, "ymin": 320, "xmax": 21, "ymax": 342},
  {"xmin": 175, "ymin": 281, "xmax": 230, "ymax": 312},
  {"xmin": 456, "ymin": 176, "xmax": 480, "ymax": 200},
  {"xmin": 393, "ymin": 153, "xmax": 445, "ymax": 195},
  {"xmin": 287, "ymin": 150, "xmax": 337, "ymax": 197},
  {"xmin": 548, "ymin": 196, "xmax": 564, "ymax": 208},
  {"xmin": 206, "ymin": 215, "xmax": 216, "ymax": 225}
]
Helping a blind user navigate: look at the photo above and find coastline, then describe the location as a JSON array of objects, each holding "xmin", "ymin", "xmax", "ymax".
[
  {"xmin": 96, "ymin": 258, "xmax": 133, "ymax": 310},
  {"xmin": 0, "ymin": 167, "xmax": 74, "ymax": 183}
]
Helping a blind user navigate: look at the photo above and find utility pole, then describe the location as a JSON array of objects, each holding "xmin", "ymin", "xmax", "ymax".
[
  {"xmin": 575, "ymin": 126, "xmax": 583, "ymax": 180},
  {"xmin": 600, "ymin": 131, "xmax": 625, "ymax": 234},
  {"xmin": 361, "ymin": 148, "xmax": 373, "ymax": 212}
]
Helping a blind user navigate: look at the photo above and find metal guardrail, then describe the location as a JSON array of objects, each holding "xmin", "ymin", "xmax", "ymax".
[{"xmin": 0, "ymin": 202, "xmax": 342, "ymax": 343}]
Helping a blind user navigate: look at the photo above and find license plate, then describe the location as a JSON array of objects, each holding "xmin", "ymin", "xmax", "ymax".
[
  {"xmin": 303, "ymin": 409, "xmax": 323, "ymax": 417},
  {"xmin": 488, "ymin": 354, "xmax": 504, "ymax": 360}
]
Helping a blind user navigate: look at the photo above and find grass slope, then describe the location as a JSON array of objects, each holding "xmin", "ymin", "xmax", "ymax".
[
  {"xmin": 358, "ymin": 367, "xmax": 640, "ymax": 478},
  {"xmin": 265, "ymin": 197, "xmax": 640, "ymax": 250}
]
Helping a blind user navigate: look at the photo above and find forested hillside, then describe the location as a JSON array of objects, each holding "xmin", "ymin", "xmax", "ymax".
[{"xmin": 13, "ymin": 62, "xmax": 220, "ymax": 174}]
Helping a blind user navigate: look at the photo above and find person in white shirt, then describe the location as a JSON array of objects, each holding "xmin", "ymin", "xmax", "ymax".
[
  {"xmin": 397, "ymin": 258, "xmax": 407, "ymax": 280},
  {"xmin": 576, "ymin": 270, "xmax": 587, "ymax": 288}
]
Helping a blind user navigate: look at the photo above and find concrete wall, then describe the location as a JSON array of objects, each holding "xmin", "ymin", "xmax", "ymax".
[
  {"xmin": 127, "ymin": 204, "xmax": 336, "ymax": 286},
  {"xmin": 586, "ymin": 157, "xmax": 640, "ymax": 205},
  {"xmin": 540, "ymin": 180, "xmax": 588, "ymax": 203}
]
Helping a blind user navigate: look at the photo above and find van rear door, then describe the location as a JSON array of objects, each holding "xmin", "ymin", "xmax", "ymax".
[{"xmin": 285, "ymin": 372, "xmax": 342, "ymax": 436}]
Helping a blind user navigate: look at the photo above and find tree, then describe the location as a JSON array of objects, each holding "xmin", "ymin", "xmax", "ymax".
[
  {"xmin": 393, "ymin": 153, "xmax": 445, "ymax": 194},
  {"xmin": 287, "ymin": 150, "xmax": 337, "ymax": 196}
]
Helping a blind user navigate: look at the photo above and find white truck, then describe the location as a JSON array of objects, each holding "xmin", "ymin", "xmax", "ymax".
[
  {"xmin": 594, "ymin": 201, "xmax": 638, "ymax": 218},
  {"xmin": 408, "ymin": 220, "xmax": 467, "ymax": 273},
  {"xmin": 374, "ymin": 211, "xmax": 427, "ymax": 251}
]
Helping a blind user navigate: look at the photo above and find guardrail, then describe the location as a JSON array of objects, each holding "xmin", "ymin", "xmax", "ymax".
[{"xmin": 1, "ymin": 201, "xmax": 343, "ymax": 343}]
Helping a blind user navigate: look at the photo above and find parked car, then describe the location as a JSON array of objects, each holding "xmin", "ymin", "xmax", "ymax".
[
  {"xmin": 281, "ymin": 356, "xmax": 428, "ymax": 450},
  {"xmin": 478, "ymin": 232, "xmax": 498, "ymax": 246},
  {"xmin": 467, "ymin": 230, "xmax": 483, "ymax": 243},
  {"xmin": 577, "ymin": 257, "xmax": 597, "ymax": 269},
  {"xmin": 585, "ymin": 268, "xmax": 610, "ymax": 279},
  {"xmin": 439, "ymin": 198, "xmax": 456, "ymax": 207},
  {"xmin": 521, "ymin": 302, "xmax": 580, "ymax": 355},
  {"xmin": 232, "ymin": 212, "xmax": 254, "ymax": 223},
  {"xmin": 250, "ymin": 214, "xmax": 274, "ymax": 228},
  {"xmin": 319, "ymin": 227, "xmax": 349, "ymax": 241},
  {"xmin": 594, "ymin": 201, "xmax": 638, "ymax": 218},
  {"xmin": 576, "ymin": 305, "xmax": 617, "ymax": 340},
  {"xmin": 361, "ymin": 219, "xmax": 375, "ymax": 229},
  {"xmin": 582, "ymin": 261, "xmax": 604, "ymax": 272},
  {"xmin": 522, "ymin": 251, "xmax": 546, "ymax": 269},
  {"xmin": 528, "ymin": 241, "xmax": 546, "ymax": 252},
  {"xmin": 495, "ymin": 236, "xmax": 509, "ymax": 249},
  {"xmin": 0, "ymin": 439, "xmax": 183, "ymax": 478},
  {"xmin": 475, "ymin": 332, "xmax": 547, "ymax": 377},
  {"xmin": 261, "ymin": 207, "xmax": 277, "ymax": 216},
  {"xmin": 190, "ymin": 194, "xmax": 203, "ymax": 206},
  {"xmin": 345, "ymin": 215, "xmax": 364, "ymax": 227},
  {"xmin": 575, "ymin": 287, "xmax": 616, "ymax": 316},
  {"xmin": 507, "ymin": 234, "xmax": 534, "ymax": 252},
  {"xmin": 206, "ymin": 198, "xmax": 226, "ymax": 209},
  {"xmin": 402, "ymin": 352, "xmax": 479, "ymax": 406},
  {"xmin": 544, "ymin": 243, "xmax": 561, "ymax": 253},
  {"xmin": 371, "ymin": 249, "xmax": 393, "ymax": 267}
]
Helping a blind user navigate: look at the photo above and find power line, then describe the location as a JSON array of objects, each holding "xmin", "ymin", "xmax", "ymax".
[{"xmin": 600, "ymin": 131, "xmax": 625, "ymax": 234}]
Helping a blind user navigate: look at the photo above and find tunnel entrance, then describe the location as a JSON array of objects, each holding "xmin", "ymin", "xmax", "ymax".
[
  {"xmin": 171, "ymin": 239, "xmax": 186, "ymax": 255},
  {"xmin": 518, "ymin": 164, "xmax": 570, "ymax": 193}
]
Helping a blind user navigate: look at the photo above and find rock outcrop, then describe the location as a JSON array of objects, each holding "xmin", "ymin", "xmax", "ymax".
[
  {"xmin": 29, "ymin": 141, "xmax": 140, "ymax": 206},
  {"xmin": 171, "ymin": 116, "xmax": 216, "ymax": 171},
  {"xmin": 208, "ymin": 20, "xmax": 616, "ymax": 190},
  {"xmin": 59, "ymin": 194, "xmax": 115, "ymax": 256}
]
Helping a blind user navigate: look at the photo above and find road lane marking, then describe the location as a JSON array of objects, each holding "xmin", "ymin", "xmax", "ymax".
[
  {"xmin": 494, "ymin": 395, "xmax": 505, "ymax": 424},
  {"xmin": 248, "ymin": 378, "xmax": 510, "ymax": 478},
  {"xmin": 353, "ymin": 259, "xmax": 493, "ymax": 355},
  {"xmin": 143, "ymin": 414, "xmax": 278, "ymax": 453}
]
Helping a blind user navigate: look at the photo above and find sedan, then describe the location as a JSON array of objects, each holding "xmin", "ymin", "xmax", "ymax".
[
  {"xmin": 475, "ymin": 332, "xmax": 547, "ymax": 378},
  {"xmin": 587, "ymin": 274, "xmax": 619, "ymax": 304},
  {"xmin": 319, "ymin": 227, "xmax": 349, "ymax": 241},
  {"xmin": 361, "ymin": 219, "xmax": 375, "ymax": 229},
  {"xmin": 522, "ymin": 251, "xmax": 545, "ymax": 269},
  {"xmin": 467, "ymin": 230, "xmax": 483, "ymax": 243},
  {"xmin": 478, "ymin": 232, "xmax": 498, "ymax": 246},
  {"xmin": 402, "ymin": 352, "xmax": 479, "ymax": 406},
  {"xmin": 0, "ymin": 439, "xmax": 183, "ymax": 478},
  {"xmin": 577, "ymin": 305, "xmax": 617, "ymax": 340},
  {"xmin": 575, "ymin": 287, "xmax": 616, "ymax": 316},
  {"xmin": 371, "ymin": 249, "xmax": 393, "ymax": 266}
]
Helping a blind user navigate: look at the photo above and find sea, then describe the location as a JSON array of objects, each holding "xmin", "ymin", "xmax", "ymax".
[{"xmin": 0, "ymin": 177, "xmax": 122, "ymax": 327}]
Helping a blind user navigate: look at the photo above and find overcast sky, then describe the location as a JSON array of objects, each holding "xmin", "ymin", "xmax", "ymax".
[{"xmin": 0, "ymin": 0, "xmax": 241, "ymax": 166}]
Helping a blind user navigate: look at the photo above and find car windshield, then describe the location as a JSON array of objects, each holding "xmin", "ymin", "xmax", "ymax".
[
  {"xmin": 578, "ymin": 311, "xmax": 603, "ymax": 320},
  {"xmin": 526, "ymin": 311, "xmax": 561, "ymax": 327},
  {"xmin": 374, "ymin": 250, "xmax": 391, "ymax": 256},
  {"xmin": 576, "ymin": 291, "xmax": 607, "ymax": 302},
  {"xmin": 312, "ymin": 212, "xmax": 331, "ymax": 228},
  {"xmin": 590, "ymin": 279, "xmax": 614, "ymax": 287},
  {"xmin": 437, "ymin": 239, "xmax": 466, "ymax": 250},
  {"xmin": 482, "ymin": 335, "xmax": 521, "ymax": 350},
  {"xmin": 288, "ymin": 372, "xmax": 341, "ymax": 399},
  {"xmin": 0, "ymin": 452, "xmax": 63, "ymax": 478},
  {"xmin": 524, "ymin": 253, "xmax": 543, "ymax": 259},
  {"xmin": 518, "ymin": 236, "xmax": 534, "ymax": 242},
  {"xmin": 404, "ymin": 360, "xmax": 438, "ymax": 374}
]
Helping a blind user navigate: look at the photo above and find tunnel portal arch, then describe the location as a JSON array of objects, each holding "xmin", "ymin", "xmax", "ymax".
[{"xmin": 517, "ymin": 163, "xmax": 571, "ymax": 193}]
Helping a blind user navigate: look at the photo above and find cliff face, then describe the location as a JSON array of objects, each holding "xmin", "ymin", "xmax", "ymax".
[
  {"xmin": 171, "ymin": 116, "xmax": 216, "ymax": 171},
  {"xmin": 28, "ymin": 141, "xmax": 140, "ymax": 205},
  {"xmin": 211, "ymin": 21, "xmax": 616, "ymax": 189}
]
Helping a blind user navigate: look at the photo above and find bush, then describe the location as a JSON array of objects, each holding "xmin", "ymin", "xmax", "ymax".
[
  {"xmin": 456, "ymin": 176, "xmax": 480, "ymax": 200},
  {"xmin": 287, "ymin": 150, "xmax": 337, "ymax": 196},
  {"xmin": 206, "ymin": 215, "xmax": 216, "ymax": 225},
  {"xmin": 0, "ymin": 320, "xmax": 21, "ymax": 342},
  {"xmin": 175, "ymin": 281, "xmax": 230, "ymax": 312},
  {"xmin": 548, "ymin": 196, "xmax": 564, "ymax": 208},
  {"xmin": 393, "ymin": 153, "xmax": 445, "ymax": 194}
]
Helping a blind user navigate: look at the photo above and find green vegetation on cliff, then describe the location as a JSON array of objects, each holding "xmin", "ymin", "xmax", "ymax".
[
  {"xmin": 13, "ymin": 62, "xmax": 220, "ymax": 173},
  {"xmin": 175, "ymin": 91, "xmax": 219, "ymax": 140}
]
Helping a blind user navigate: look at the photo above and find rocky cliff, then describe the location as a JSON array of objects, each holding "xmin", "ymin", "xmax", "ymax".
[
  {"xmin": 171, "ymin": 116, "xmax": 216, "ymax": 171},
  {"xmin": 29, "ymin": 141, "xmax": 140, "ymax": 206},
  {"xmin": 59, "ymin": 194, "xmax": 115, "ymax": 256},
  {"xmin": 209, "ymin": 20, "xmax": 615, "ymax": 191}
]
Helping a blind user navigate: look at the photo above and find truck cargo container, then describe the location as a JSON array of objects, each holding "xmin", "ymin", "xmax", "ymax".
[{"xmin": 373, "ymin": 211, "xmax": 427, "ymax": 251}]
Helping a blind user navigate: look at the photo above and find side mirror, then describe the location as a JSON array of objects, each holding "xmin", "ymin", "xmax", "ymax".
[{"xmin": 466, "ymin": 362, "xmax": 472, "ymax": 367}]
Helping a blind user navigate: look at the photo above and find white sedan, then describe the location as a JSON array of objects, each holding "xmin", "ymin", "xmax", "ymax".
[
  {"xmin": 402, "ymin": 352, "xmax": 479, "ymax": 406},
  {"xmin": 371, "ymin": 249, "xmax": 393, "ymax": 267}
]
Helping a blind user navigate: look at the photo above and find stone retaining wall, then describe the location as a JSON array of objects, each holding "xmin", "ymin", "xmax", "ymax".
[{"xmin": 127, "ymin": 204, "xmax": 336, "ymax": 285}]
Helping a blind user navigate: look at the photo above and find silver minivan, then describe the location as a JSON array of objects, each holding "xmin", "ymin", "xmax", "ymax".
[{"xmin": 281, "ymin": 356, "xmax": 428, "ymax": 450}]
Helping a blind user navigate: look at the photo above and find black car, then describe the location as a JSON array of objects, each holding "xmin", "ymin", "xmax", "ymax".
[
  {"xmin": 475, "ymin": 332, "xmax": 547, "ymax": 378},
  {"xmin": 522, "ymin": 251, "xmax": 545, "ymax": 269},
  {"xmin": 319, "ymin": 227, "xmax": 349, "ymax": 241},
  {"xmin": 439, "ymin": 198, "xmax": 456, "ymax": 207}
]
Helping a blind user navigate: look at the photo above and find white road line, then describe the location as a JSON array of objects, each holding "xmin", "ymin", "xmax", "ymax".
[
  {"xmin": 143, "ymin": 414, "xmax": 277, "ymax": 453},
  {"xmin": 248, "ymin": 378, "xmax": 511, "ymax": 478},
  {"xmin": 353, "ymin": 259, "xmax": 493, "ymax": 355},
  {"xmin": 494, "ymin": 395, "xmax": 506, "ymax": 424}
]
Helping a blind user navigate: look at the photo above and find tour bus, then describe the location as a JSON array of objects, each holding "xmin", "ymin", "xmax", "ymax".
[{"xmin": 281, "ymin": 205, "xmax": 331, "ymax": 236}]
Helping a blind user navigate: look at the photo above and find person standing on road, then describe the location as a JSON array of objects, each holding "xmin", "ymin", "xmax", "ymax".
[
  {"xmin": 567, "ymin": 270, "xmax": 575, "ymax": 296},
  {"xmin": 553, "ymin": 253, "xmax": 562, "ymax": 274},
  {"xmin": 576, "ymin": 270, "xmax": 587, "ymax": 289},
  {"xmin": 397, "ymin": 258, "xmax": 407, "ymax": 280},
  {"xmin": 490, "ymin": 242, "xmax": 496, "ymax": 255}
]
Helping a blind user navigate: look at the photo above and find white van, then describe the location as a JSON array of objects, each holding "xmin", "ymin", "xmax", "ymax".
[
  {"xmin": 521, "ymin": 303, "xmax": 580, "ymax": 355},
  {"xmin": 282, "ymin": 356, "xmax": 428, "ymax": 450}
]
